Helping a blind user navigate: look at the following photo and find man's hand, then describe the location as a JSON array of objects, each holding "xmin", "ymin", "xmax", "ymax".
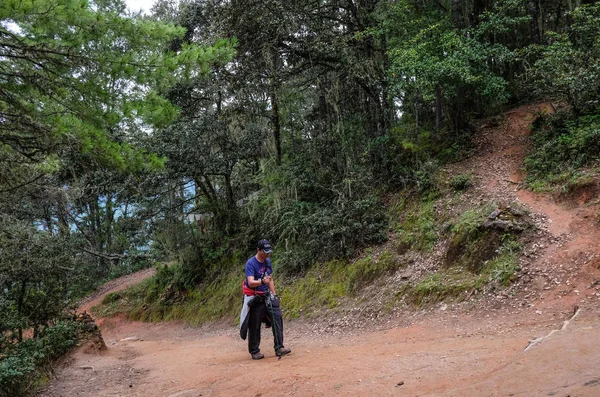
[{"xmin": 263, "ymin": 275, "xmax": 272, "ymax": 284}]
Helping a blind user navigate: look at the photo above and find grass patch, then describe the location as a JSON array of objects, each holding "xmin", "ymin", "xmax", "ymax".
[
  {"xmin": 93, "ymin": 256, "xmax": 244, "ymax": 325},
  {"xmin": 280, "ymin": 260, "xmax": 347, "ymax": 319},
  {"xmin": 445, "ymin": 204, "xmax": 498, "ymax": 272},
  {"xmin": 101, "ymin": 291, "xmax": 122, "ymax": 305},
  {"xmin": 391, "ymin": 192, "xmax": 439, "ymax": 253},
  {"xmin": 450, "ymin": 173, "xmax": 473, "ymax": 191},
  {"xmin": 402, "ymin": 236, "xmax": 522, "ymax": 306},
  {"xmin": 281, "ymin": 251, "xmax": 403, "ymax": 319},
  {"xmin": 407, "ymin": 267, "xmax": 482, "ymax": 305},
  {"xmin": 94, "ymin": 250, "xmax": 405, "ymax": 323}
]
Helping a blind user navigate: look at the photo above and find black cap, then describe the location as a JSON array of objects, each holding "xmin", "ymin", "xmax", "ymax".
[{"xmin": 257, "ymin": 239, "xmax": 273, "ymax": 253}]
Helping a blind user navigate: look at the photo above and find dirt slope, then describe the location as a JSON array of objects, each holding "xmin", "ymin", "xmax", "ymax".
[{"xmin": 40, "ymin": 104, "xmax": 600, "ymax": 397}]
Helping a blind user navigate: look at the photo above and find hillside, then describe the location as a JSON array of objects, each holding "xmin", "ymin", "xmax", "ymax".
[{"xmin": 38, "ymin": 104, "xmax": 600, "ymax": 397}]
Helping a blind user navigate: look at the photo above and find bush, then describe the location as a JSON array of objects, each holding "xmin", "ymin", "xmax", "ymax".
[
  {"xmin": 445, "ymin": 204, "xmax": 524, "ymax": 273},
  {"xmin": 450, "ymin": 174, "xmax": 473, "ymax": 191},
  {"xmin": 531, "ymin": 5, "xmax": 600, "ymax": 114},
  {"xmin": 0, "ymin": 321, "xmax": 81, "ymax": 397},
  {"xmin": 270, "ymin": 196, "xmax": 388, "ymax": 272},
  {"xmin": 526, "ymin": 109, "xmax": 600, "ymax": 186}
]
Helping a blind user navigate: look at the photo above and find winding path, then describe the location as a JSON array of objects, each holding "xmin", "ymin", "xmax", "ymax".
[{"xmin": 40, "ymin": 105, "xmax": 600, "ymax": 397}]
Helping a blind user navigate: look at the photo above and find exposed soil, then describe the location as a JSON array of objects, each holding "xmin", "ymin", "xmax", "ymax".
[{"xmin": 40, "ymin": 104, "xmax": 600, "ymax": 397}]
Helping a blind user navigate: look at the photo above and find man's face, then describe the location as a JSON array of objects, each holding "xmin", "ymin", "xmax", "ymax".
[{"xmin": 257, "ymin": 249, "xmax": 271, "ymax": 261}]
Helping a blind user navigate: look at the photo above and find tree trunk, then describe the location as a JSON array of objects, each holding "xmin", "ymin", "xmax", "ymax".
[
  {"xmin": 435, "ymin": 85, "xmax": 443, "ymax": 130},
  {"xmin": 43, "ymin": 207, "xmax": 53, "ymax": 233},
  {"xmin": 217, "ymin": 90, "xmax": 222, "ymax": 115},
  {"xmin": 270, "ymin": 86, "xmax": 282, "ymax": 165},
  {"xmin": 106, "ymin": 194, "xmax": 114, "ymax": 254},
  {"xmin": 452, "ymin": 0, "xmax": 463, "ymax": 28},
  {"xmin": 528, "ymin": 0, "xmax": 541, "ymax": 44},
  {"xmin": 17, "ymin": 279, "xmax": 27, "ymax": 342},
  {"xmin": 317, "ymin": 81, "xmax": 327, "ymax": 136},
  {"xmin": 268, "ymin": 41, "xmax": 282, "ymax": 166},
  {"xmin": 194, "ymin": 175, "xmax": 218, "ymax": 213},
  {"xmin": 470, "ymin": 0, "xmax": 486, "ymax": 25},
  {"xmin": 57, "ymin": 194, "xmax": 69, "ymax": 236},
  {"xmin": 91, "ymin": 197, "xmax": 106, "ymax": 269},
  {"xmin": 224, "ymin": 173, "xmax": 235, "ymax": 210},
  {"xmin": 381, "ymin": 34, "xmax": 394, "ymax": 130}
]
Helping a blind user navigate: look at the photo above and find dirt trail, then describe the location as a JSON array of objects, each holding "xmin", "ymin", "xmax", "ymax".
[
  {"xmin": 40, "ymin": 105, "xmax": 600, "ymax": 397},
  {"xmin": 78, "ymin": 268, "xmax": 157, "ymax": 314}
]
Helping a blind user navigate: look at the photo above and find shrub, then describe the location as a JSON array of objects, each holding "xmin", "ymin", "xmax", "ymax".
[
  {"xmin": 445, "ymin": 205, "xmax": 497, "ymax": 272},
  {"xmin": 270, "ymin": 196, "xmax": 388, "ymax": 272},
  {"xmin": 450, "ymin": 174, "xmax": 473, "ymax": 191},
  {"xmin": 0, "ymin": 356, "xmax": 36, "ymax": 397},
  {"xmin": 526, "ymin": 109, "xmax": 600, "ymax": 187},
  {"xmin": 531, "ymin": 5, "xmax": 600, "ymax": 114},
  {"xmin": 0, "ymin": 321, "xmax": 81, "ymax": 397}
]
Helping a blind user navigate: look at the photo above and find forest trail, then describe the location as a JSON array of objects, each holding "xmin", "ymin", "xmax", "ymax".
[{"xmin": 40, "ymin": 105, "xmax": 600, "ymax": 397}]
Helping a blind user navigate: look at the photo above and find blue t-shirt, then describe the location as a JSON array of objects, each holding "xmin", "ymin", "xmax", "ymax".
[{"xmin": 244, "ymin": 256, "xmax": 272, "ymax": 294}]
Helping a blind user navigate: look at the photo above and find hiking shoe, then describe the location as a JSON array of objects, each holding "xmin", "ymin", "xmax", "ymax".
[
  {"xmin": 276, "ymin": 347, "xmax": 291, "ymax": 356},
  {"xmin": 251, "ymin": 352, "xmax": 264, "ymax": 360}
]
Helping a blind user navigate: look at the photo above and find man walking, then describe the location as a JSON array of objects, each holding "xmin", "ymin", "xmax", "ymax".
[{"xmin": 240, "ymin": 239, "xmax": 291, "ymax": 360}]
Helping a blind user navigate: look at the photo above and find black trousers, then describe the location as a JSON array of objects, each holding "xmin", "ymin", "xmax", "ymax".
[{"xmin": 247, "ymin": 299, "xmax": 284, "ymax": 354}]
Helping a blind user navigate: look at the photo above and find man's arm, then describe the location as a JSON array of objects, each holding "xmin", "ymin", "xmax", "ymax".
[{"xmin": 246, "ymin": 275, "xmax": 272, "ymax": 288}]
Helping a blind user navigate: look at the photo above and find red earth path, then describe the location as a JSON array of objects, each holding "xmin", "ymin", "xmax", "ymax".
[{"xmin": 40, "ymin": 105, "xmax": 600, "ymax": 397}]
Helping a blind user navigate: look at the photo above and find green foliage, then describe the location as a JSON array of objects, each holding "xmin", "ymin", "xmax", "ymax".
[
  {"xmin": 0, "ymin": 0, "xmax": 233, "ymax": 173},
  {"xmin": 405, "ymin": 235, "xmax": 522, "ymax": 306},
  {"xmin": 281, "ymin": 252, "xmax": 403, "ymax": 319},
  {"xmin": 391, "ymin": 193, "xmax": 439, "ymax": 253},
  {"xmin": 526, "ymin": 109, "xmax": 600, "ymax": 187},
  {"xmin": 250, "ymin": 184, "xmax": 388, "ymax": 272},
  {"xmin": 450, "ymin": 174, "xmax": 473, "ymax": 191},
  {"xmin": 0, "ymin": 218, "xmax": 83, "ymax": 340},
  {"xmin": 385, "ymin": 0, "xmax": 516, "ymax": 133},
  {"xmin": 380, "ymin": 111, "xmax": 474, "ymax": 192},
  {"xmin": 446, "ymin": 205, "xmax": 499, "ymax": 272},
  {"xmin": 0, "ymin": 321, "xmax": 82, "ymax": 397},
  {"xmin": 409, "ymin": 267, "xmax": 482, "ymax": 306},
  {"xmin": 390, "ymin": 25, "xmax": 510, "ymax": 104},
  {"xmin": 530, "ymin": 5, "xmax": 600, "ymax": 114},
  {"xmin": 95, "ymin": 254, "xmax": 243, "ymax": 324}
]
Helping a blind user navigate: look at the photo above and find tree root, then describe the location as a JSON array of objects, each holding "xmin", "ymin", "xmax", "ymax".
[{"xmin": 524, "ymin": 305, "xmax": 581, "ymax": 351}]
